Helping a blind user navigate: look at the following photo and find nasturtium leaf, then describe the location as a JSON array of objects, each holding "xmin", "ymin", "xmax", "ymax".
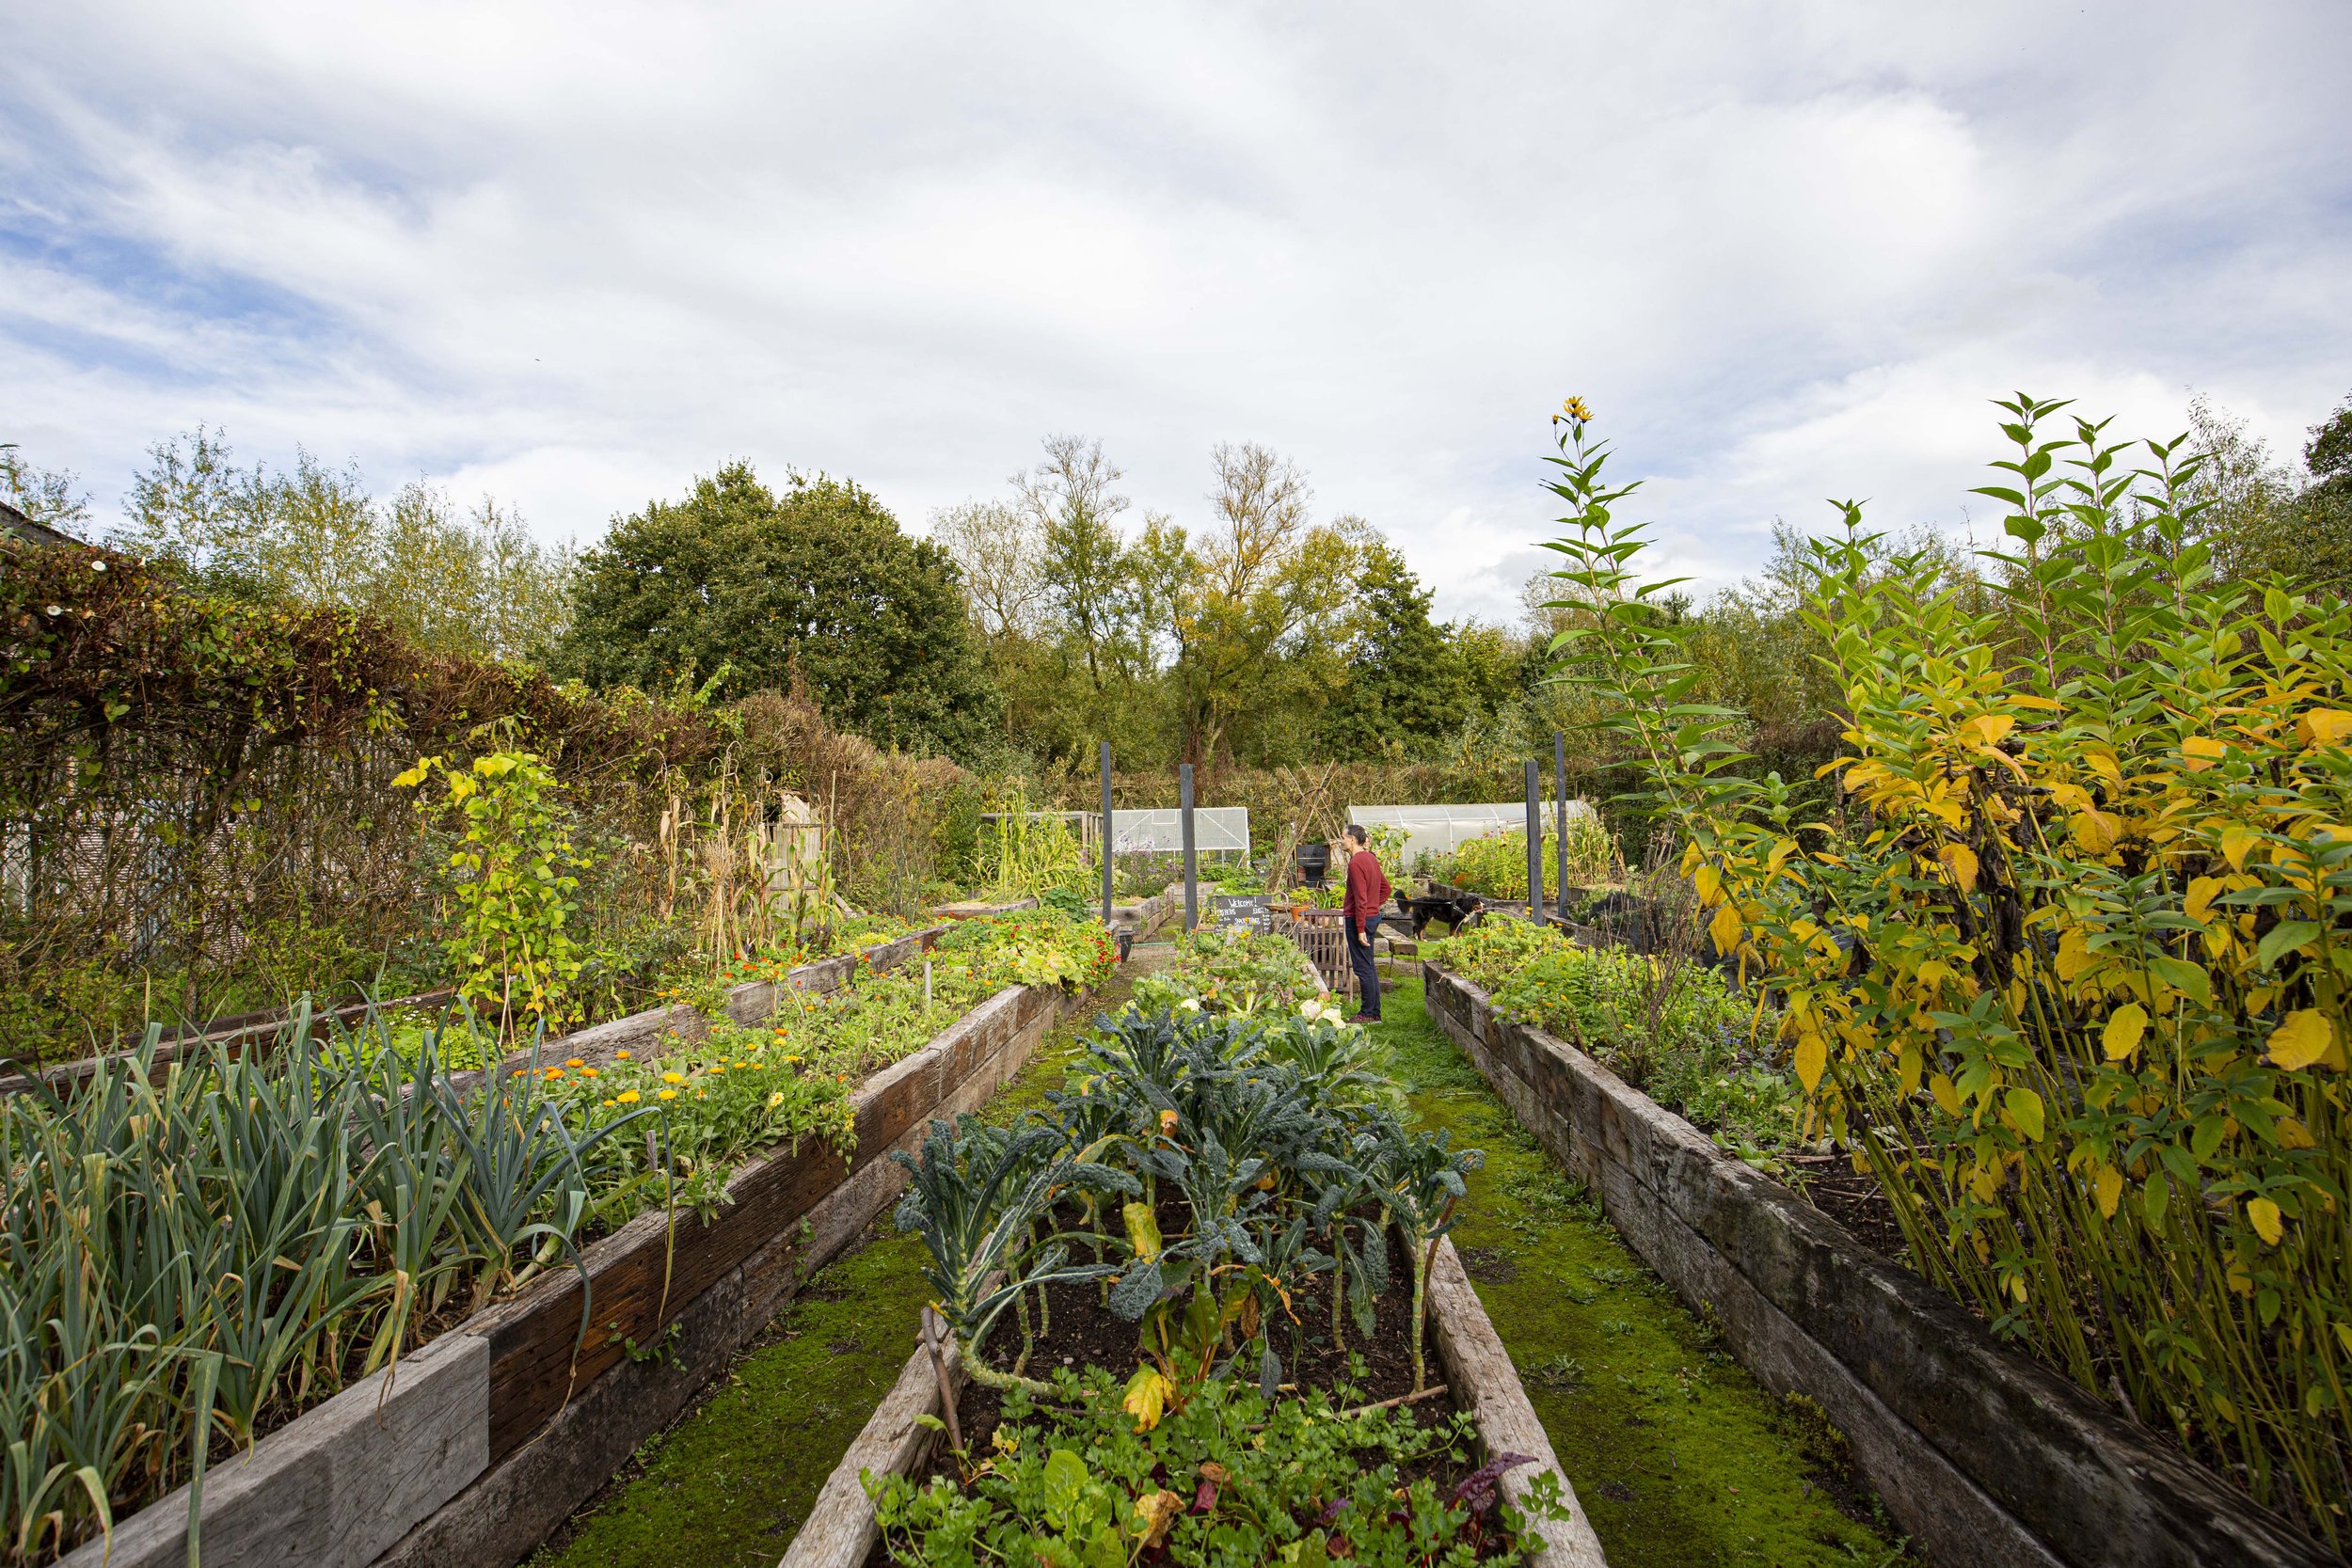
[
  {"xmin": 2102, "ymin": 1005, "xmax": 2147, "ymax": 1062},
  {"xmin": 2266, "ymin": 1010, "xmax": 2334, "ymax": 1072}
]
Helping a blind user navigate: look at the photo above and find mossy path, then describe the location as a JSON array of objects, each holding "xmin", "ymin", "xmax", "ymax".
[
  {"xmin": 1375, "ymin": 974, "xmax": 1909, "ymax": 1568},
  {"xmin": 530, "ymin": 955, "xmax": 1906, "ymax": 1568},
  {"xmin": 527, "ymin": 957, "xmax": 1162, "ymax": 1568}
]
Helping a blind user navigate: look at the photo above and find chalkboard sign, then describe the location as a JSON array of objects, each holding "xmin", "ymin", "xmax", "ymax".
[{"xmin": 1206, "ymin": 894, "xmax": 1275, "ymax": 933}]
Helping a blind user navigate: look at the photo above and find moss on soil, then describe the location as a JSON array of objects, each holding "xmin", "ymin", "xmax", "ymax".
[
  {"xmin": 527, "ymin": 958, "xmax": 1157, "ymax": 1568},
  {"xmin": 1375, "ymin": 974, "xmax": 1911, "ymax": 1568}
]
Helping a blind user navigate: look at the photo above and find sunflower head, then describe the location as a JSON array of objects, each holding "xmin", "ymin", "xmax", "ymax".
[{"xmin": 1556, "ymin": 395, "xmax": 1594, "ymax": 426}]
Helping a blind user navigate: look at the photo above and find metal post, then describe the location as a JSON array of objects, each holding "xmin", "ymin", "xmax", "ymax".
[
  {"xmin": 1100, "ymin": 741, "xmax": 1115, "ymax": 928},
  {"xmin": 1180, "ymin": 763, "xmax": 1198, "ymax": 932},
  {"xmin": 1555, "ymin": 732, "xmax": 1569, "ymax": 926},
  {"xmin": 1524, "ymin": 759, "xmax": 1543, "ymax": 925}
]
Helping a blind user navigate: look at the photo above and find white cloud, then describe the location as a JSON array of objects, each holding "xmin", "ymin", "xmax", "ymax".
[{"xmin": 3, "ymin": 0, "xmax": 2346, "ymax": 621}]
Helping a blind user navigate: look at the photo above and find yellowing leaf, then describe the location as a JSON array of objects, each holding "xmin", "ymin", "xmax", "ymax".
[
  {"xmin": 1122, "ymin": 1366, "xmax": 1173, "ymax": 1433},
  {"xmin": 1940, "ymin": 844, "xmax": 1980, "ymax": 891},
  {"xmin": 1692, "ymin": 863, "xmax": 1722, "ymax": 905},
  {"xmin": 2102, "ymin": 1004, "xmax": 2148, "ymax": 1062},
  {"xmin": 390, "ymin": 764, "xmax": 429, "ymax": 788},
  {"xmin": 1708, "ymin": 900, "xmax": 1743, "ymax": 958},
  {"xmin": 2301, "ymin": 709, "xmax": 2352, "ymax": 749},
  {"xmin": 2007, "ymin": 1087, "xmax": 2046, "ymax": 1142},
  {"xmin": 2055, "ymin": 927, "xmax": 2093, "ymax": 983},
  {"xmin": 2070, "ymin": 811, "xmax": 2120, "ymax": 855},
  {"xmin": 2094, "ymin": 1164, "xmax": 2122, "ymax": 1218},
  {"xmin": 2219, "ymin": 822, "xmax": 2258, "ymax": 871},
  {"xmin": 2248, "ymin": 1197, "xmax": 2284, "ymax": 1246},
  {"xmin": 2266, "ymin": 1009, "xmax": 2335, "ymax": 1072},
  {"xmin": 1969, "ymin": 714, "xmax": 2016, "ymax": 748},
  {"xmin": 2185, "ymin": 877, "xmax": 2224, "ymax": 924},
  {"xmin": 2278, "ymin": 1117, "xmax": 2316, "ymax": 1150},
  {"xmin": 2181, "ymin": 736, "xmax": 2228, "ymax": 771},
  {"xmin": 1929, "ymin": 1072, "xmax": 1963, "ymax": 1117},
  {"xmin": 1792, "ymin": 1031, "xmax": 1827, "ymax": 1093},
  {"xmin": 1123, "ymin": 1201, "xmax": 1164, "ymax": 1261},
  {"xmin": 1132, "ymin": 1489, "xmax": 1184, "ymax": 1547}
]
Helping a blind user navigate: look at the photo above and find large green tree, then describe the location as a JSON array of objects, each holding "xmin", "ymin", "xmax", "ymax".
[
  {"xmin": 1323, "ymin": 544, "xmax": 1470, "ymax": 760},
  {"xmin": 558, "ymin": 463, "xmax": 1001, "ymax": 759}
]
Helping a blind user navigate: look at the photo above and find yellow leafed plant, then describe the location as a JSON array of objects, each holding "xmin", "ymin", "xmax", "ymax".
[{"xmin": 1542, "ymin": 393, "xmax": 2352, "ymax": 1544}]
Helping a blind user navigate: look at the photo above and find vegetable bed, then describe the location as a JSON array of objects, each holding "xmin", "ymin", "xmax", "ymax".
[
  {"xmin": 32, "ymin": 913, "xmax": 1113, "ymax": 1568},
  {"xmin": 781, "ymin": 1003, "xmax": 1608, "ymax": 1568}
]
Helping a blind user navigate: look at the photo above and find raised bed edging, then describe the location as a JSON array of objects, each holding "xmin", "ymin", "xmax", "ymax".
[
  {"xmin": 1420, "ymin": 962, "xmax": 2330, "ymax": 1568},
  {"xmin": 781, "ymin": 1234, "xmax": 1608, "ymax": 1568},
  {"xmin": 47, "ymin": 927, "xmax": 1025, "ymax": 1568}
]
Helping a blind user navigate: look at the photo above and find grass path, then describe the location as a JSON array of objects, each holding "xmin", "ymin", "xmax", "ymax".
[
  {"xmin": 530, "ymin": 956, "xmax": 1906, "ymax": 1568},
  {"xmin": 1375, "ymin": 974, "xmax": 1908, "ymax": 1568}
]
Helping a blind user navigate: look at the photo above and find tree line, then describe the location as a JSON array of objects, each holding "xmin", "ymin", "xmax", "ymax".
[{"xmin": 6, "ymin": 387, "xmax": 2344, "ymax": 784}]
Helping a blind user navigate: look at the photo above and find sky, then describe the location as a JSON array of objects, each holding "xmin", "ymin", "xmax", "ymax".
[{"xmin": 4, "ymin": 2, "xmax": 2347, "ymax": 624}]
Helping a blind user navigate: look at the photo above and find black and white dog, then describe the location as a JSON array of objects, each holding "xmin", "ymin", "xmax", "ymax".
[{"xmin": 1391, "ymin": 887, "xmax": 1487, "ymax": 938}]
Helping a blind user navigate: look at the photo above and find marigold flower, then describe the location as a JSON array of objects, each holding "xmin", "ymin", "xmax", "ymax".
[
  {"xmin": 658, "ymin": 1088, "xmax": 677, "ymax": 1101},
  {"xmin": 615, "ymin": 1050, "xmax": 633, "ymax": 1061},
  {"xmin": 564, "ymin": 1057, "xmax": 585, "ymax": 1069},
  {"xmin": 767, "ymin": 1091, "xmax": 786, "ymax": 1107},
  {"xmin": 663, "ymin": 1071, "xmax": 686, "ymax": 1085},
  {"xmin": 709, "ymin": 1064, "xmax": 726, "ymax": 1075},
  {"xmin": 602, "ymin": 1098, "xmax": 616, "ymax": 1107},
  {"xmin": 617, "ymin": 1090, "xmax": 641, "ymax": 1104},
  {"xmin": 581, "ymin": 1067, "xmax": 599, "ymax": 1078}
]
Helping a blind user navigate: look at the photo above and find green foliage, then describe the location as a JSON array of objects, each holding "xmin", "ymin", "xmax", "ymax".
[
  {"xmin": 556, "ymin": 463, "xmax": 1002, "ymax": 760},
  {"xmin": 0, "ymin": 1008, "xmax": 630, "ymax": 1562},
  {"xmin": 399, "ymin": 750, "xmax": 586, "ymax": 1032},
  {"xmin": 1423, "ymin": 922, "xmax": 1798, "ymax": 1167},
  {"xmin": 1543, "ymin": 392, "xmax": 2352, "ymax": 1539},
  {"xmin": 1132, "ymin": 927, "xmax": 1325, "ymax": 1016},
  {"xmin": 114, "ymin": 426, "xmax": 572, "ymax": 661},
  {"xmin": 1429, "ymin": 818, "xmax": 1613, "ymax": 900},
  {"xmin": 1322, "ymin": 543, "xmax": 1473, "ymax": 761},
  {"xmin": 868, "ymin": 1372, "xmax": 1563, "ymax": 1568}
]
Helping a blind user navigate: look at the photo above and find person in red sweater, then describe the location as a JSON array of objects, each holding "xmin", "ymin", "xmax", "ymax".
[{"xmin": 1339, "ymin": 823, "xmax": 1392, "ymax": 1022}]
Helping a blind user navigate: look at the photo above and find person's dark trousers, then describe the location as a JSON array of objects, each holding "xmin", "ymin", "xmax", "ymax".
[{"xmin": 1344, "ymin": 914, "xmax": 1383, "ymax": 1020}]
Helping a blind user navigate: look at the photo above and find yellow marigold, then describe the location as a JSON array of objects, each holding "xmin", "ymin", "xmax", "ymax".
[
  {"xmin": 581, "ymin": 1067, "xmax": 599, "ymax": 1078},
  {"xmin": 615, "ymin": 1050, "xmax": 633, "ymax": 1061},
  {"xmin": 658, "ymin": 1088, "xmax": 677, "ymax": 1101},
  {"xmin": 564, "ymin": 1057, "xmax": 585, "ymax": 1069},
  {"xmin": 709, "ymin": 1064, "xmax": 726, "ymax": 1074},
  {"xmin": 617, "ymin": 1090, "xmax": 641, "ymax": 1104},
  {"xmin": 663, "ymin": 1071, "xmax": 686, "ymax": 1085},
  {"xmin": 767, "ymin": 1091, "xmax": 786, "ymax": 1107},
  {"xmin": 544, "ymin": 1068, "xmax": 565, "ymax": 1081},
  {"xmin": 601, "ymin": 1098, "xmax": 616, "ymax": 1107}
]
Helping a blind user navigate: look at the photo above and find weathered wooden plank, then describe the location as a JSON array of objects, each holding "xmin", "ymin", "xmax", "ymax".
[
  {"xmin": 60, "ymin": 1331, "xmax": 486, "ymax": 1568},
  {"xmin": 1425, "ymin": 1238, "xmax": 1609, "ymax": 1568},
  {"xmin": 1421, "ymin": 962, "xmax": 2331, "ymax": 1568},
  {"xmin": 780, "ymin": 1330, "xmax": 959, "ymax": 1568}
]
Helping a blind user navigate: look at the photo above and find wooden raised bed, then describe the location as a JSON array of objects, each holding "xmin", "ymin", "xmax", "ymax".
[
  {"xmin": 1420, "ymin": 961, "xmax": 2332, "ymax": 1568},
  {"xmin": 55, "ymin": 930, "xmax": 1087, "ymax": 1568},
  {"xmin": 782, "ymin": 1234, "xmax": 1609, "ymax": 1568}
]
